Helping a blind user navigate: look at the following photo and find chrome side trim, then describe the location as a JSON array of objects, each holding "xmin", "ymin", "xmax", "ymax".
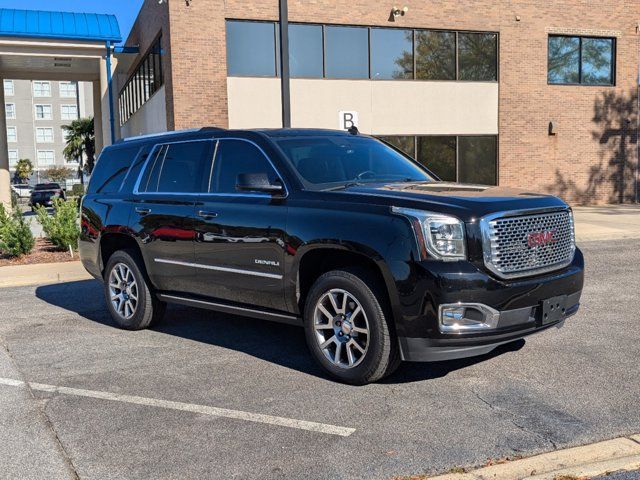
[
  {"xmin": 154, "ymin": 258, "xmax": 283, "ymax": 279},
  {"xmin": 158, "ymin": 294, "xmax": 297, "ymax": 321}
]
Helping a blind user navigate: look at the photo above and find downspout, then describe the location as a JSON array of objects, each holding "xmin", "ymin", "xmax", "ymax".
[{"xmin": 105, "ymin": 40, "xmax": 116, "ymax": 145}]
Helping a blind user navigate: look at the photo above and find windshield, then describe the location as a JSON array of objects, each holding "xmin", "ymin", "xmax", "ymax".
[{"xmin": 274, "ymin": 135, "xmax": 434, "ymax": 190}]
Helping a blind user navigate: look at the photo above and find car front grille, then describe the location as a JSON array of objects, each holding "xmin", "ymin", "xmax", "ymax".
[{"xmin": 481, "ymin": 209, "xmax": 575, "ymax": 278}]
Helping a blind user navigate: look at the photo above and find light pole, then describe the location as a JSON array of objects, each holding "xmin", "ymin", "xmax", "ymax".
[{"xmin": 279, "ymin": 0, "xmax": 291, "ymax": 128}]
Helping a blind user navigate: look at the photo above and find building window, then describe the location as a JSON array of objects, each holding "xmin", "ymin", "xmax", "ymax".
[
  {"xmin": 61, "ymin": 104, "xmax": 78, "ymax": 120},
  {"xmin": 59, "ymin": 81, "xmax": 77, "ymax": 98},
  {"xmin": 415, "ymin": 30, "xmax": 456, "ymax": 80},
  {"xmin": 458, "ymin": 33, "xmax": 498, "ymax": 81},
  {"xmin": 226, "ymin": 21, "xmax": 278, "ymax": 77},
  {"xmin": 324, "ymin": 26, "xmax": 369, "ymax": 79},
  {"xmin": 6, "ymin": 126, "xmax": 17, "ymax": 142},
  {"xmin": 35, "ymin": 104, "xmax": 52, "ymax": 120},
  {"xmin": 5, "ymin": 103, "xmax": 15, "ymax": 119},
  {"xmin": 226, "ymin": 22, "xmax": 498, "ymax": 82},
  {"xmin": 33, "ymin": 81, "xmax": 51, "ymax": 97},
  {"xmin": 370, "ymin": 28, "xmax": 413, "ymax": 80},
  {"xmin": 548, "ymin": 35, "xmax": 615, "ymax": 85},
  {"xmin": 289, "ymin": 24, "xmax": 323, "ymax": 78},
  {"xmin": 118, "ymin": 35, "xmax": 164, "ymax": 126},
  {"xmin": 3, "ymin": 80, "xmax": 13, "ymax": 96},
  {"xmin": 36, "ymin": 127, "xmax": 54, "ymax": 143},
  {"xmin": 376, "ymin": 135, "xmax": 498, "ymax": 185},
  {"xmin": 37, "ymin": 150, "xmax": 55, "ymax": 166},
  {"xmin": 8, "ymin": 149, "xmax": 18, "ymax": 167}
]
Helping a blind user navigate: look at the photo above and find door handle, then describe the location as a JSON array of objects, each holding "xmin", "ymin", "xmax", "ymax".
[
  {"xmin": 135, "ymin": 207, "xmax": 151, "ymax": 215},
  {"xmin": 197, "ymin": 210, "xmax": 218, "ymax": 220}
]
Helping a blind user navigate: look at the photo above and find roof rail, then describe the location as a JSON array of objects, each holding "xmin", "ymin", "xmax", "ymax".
[{"xmin": 120, "ymin": 128, "xmax": 206, "ymax": 143}]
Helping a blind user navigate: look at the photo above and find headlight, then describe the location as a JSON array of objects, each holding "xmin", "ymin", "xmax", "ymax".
[{"xmin": 392, "ymin": 207, "xmax": 466, "ymax": 261}]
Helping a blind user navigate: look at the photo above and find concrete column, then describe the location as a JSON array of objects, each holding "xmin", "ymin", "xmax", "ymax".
[
  {"xmin": 93, "ymin": 80, "xmax": 104, "ymax": 155},
  {"xmin": 0, "ymin": 76, "xmax": 11, "ymax": 210}
]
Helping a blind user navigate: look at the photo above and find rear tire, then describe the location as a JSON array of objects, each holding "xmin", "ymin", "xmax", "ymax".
[
  {"xmin": 103, "ymin": 249, "xmax": 166, "ymax": 330},
  {"xmin": 303, "ymin": 269, "xmax": 400, "ymax": 385}
]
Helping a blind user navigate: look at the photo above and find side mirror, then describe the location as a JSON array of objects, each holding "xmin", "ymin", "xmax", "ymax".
[{"xmin": 236, "ymin": 173, "xmax": 284, "ymax": 195}]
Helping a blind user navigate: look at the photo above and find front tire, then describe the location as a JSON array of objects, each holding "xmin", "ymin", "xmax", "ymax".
[
  {"xmin": 304, "ymin": 269, "xmax": 400, "ymax": 385},
  {"xmin": 103, "ymin": 249, "xmax": 166, "ymax": 330}
]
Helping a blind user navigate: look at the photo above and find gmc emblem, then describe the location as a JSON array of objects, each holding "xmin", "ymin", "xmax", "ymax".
[{"xmin": 527, "ymin": 230, "xmax": 558, "ymax": 248}]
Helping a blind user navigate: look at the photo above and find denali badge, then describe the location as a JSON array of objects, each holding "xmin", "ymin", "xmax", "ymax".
[
  {"xmin": 527, "ymin": 230, "xmax": 558, "ymax": 248},
  {"xmin": 255, "ymin": 259, "xmax": 280, "ymax": 267}
]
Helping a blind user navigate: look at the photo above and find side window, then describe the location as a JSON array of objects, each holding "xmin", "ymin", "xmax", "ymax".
[
  {"xmin": 141, "ymin": 141, "xmax": 212, "ymax": 193},
  {"xmin": 87, "ymin": 146, "xmax": 140, "ymax": 194},
  {"xmin": 210, "ymin": 140, "xmax": 279, "ymax": 194}
]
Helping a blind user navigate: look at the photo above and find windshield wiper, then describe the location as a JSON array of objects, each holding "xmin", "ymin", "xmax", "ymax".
[{"xmin": 324, "ymin": 181, "xmax": 364, "ymax": 191}]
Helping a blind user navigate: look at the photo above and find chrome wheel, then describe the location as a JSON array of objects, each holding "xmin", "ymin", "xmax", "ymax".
[
  {"xmin": 313, "ymin": 288, "xmax": 370, "ymax": 369},
  {"xmin": 108, "ymin": 263, "xmax": 138, "ymax": 320}
]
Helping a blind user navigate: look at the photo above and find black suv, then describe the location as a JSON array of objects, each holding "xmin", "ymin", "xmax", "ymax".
[{"xmin": 79, "ymin": 128, "xmax": 584, "ymax": 384}]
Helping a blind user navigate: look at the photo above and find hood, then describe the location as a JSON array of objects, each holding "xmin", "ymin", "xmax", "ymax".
[{"xmin": 331, "ymin": 182, "xmax": 567, "ymax": 221}]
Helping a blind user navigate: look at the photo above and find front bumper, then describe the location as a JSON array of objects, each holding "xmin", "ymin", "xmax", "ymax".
[{"xmin": 395, "ymin": 248, "xmax": 584, "ymax": 362}]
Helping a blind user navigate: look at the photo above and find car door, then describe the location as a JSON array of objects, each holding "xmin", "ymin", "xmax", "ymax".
[
  {"xmin": 191, "ymin": 138, "xmax": 288, "ymax": 311},
  {"xmin": 131, "ymin": 139, "xmax": 215, "ymax": 294}
]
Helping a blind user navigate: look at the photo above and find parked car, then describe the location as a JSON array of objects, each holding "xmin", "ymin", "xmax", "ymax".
[
  {"xmin": 29, "ymin": 182, "xmax": 66, "ymax": 210},
  {"xmin": 79, "ymin": 128, "xmax": 584, "ymax": 384},
  {"xmin": 10, "ymin": 183, "xmax": 32, "ymax": 198}
]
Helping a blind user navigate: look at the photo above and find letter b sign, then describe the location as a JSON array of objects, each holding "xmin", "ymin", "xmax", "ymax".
[{"xmin": 338, "ymin": 111, "xmax": 359, "ymax": 131}]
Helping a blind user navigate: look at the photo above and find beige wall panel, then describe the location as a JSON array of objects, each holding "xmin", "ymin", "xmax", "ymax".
[{"xmin": 227, "ymin": 77, "xmax": 498, "ymax": 135}]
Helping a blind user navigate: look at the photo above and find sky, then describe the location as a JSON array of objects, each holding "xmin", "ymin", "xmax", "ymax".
[{"xmin": 0, "ymin": 0, "xmax": 145, "ymax": 42}]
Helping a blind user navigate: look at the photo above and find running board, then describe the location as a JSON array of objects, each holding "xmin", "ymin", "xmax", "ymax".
[{"xmin": 157, "ymin": 293, "xmax": 302, "ymax": 326}]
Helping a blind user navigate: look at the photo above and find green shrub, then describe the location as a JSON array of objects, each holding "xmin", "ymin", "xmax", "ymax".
[
  {"xmin": 70, "ymin": 184, "xmax": 85, "ymax": 196},
  {"xmin": 35, "ymin": 198, "xmax": 80, "ymax": 251},
  {"xmin": 0, "ymin": 204, "xmax": 35, "ymax": 257}
]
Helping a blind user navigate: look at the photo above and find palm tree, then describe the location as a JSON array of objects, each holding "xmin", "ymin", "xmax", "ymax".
[{"xmin": 62, "ymin": 117, "xmax": 95, "ymax": 185}]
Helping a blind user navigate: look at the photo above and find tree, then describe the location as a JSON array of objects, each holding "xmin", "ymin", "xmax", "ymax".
[
  {"xmin": 14, "ymin": 158, "xmax": 33, "ymax": 183},
  {"xmin": 42, "ymin": 166, "xmax": 74, "ymax": 184},
  {"xmin": 62, "ymin": 117, "xmax": 95, "ymax": 184}
]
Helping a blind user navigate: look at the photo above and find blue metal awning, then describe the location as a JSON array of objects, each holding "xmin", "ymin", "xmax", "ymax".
[{"xmin": 0, "ymin": 8, "xmax": 121, "ymax": 43}]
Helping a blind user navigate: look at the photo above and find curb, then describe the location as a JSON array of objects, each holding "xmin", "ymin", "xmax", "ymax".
[
  {"xmin": 0, "ymin": 261, "xmax": 92, "ymax": 288},
  {"xmin": 425, "ymin": 435, "xmax": 640, "ymax": 480}
]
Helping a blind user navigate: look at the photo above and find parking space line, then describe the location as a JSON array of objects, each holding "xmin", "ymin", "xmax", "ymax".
[{"xmin": 0, "ymin": 377, "xmax": 355, "ymax": 437}]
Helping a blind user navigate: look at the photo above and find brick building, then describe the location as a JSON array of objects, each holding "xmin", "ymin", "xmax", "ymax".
[{"xmin": 113, "ymin": 0, "xmax": 640, "ymax": 204}]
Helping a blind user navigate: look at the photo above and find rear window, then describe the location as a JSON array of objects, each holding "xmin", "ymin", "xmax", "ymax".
[
  {"xmin": 88, "ymin": 146, "xmax": 141, "ymax": 194},
  {"xmin": 34, "ymin": 183, "xmax": 60, "ymax": 191}
]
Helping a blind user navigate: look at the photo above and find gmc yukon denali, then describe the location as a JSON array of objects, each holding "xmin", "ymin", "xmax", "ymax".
[{"xmin": 79, "ymin": 128, "xmax": 584, "ymax": 384}]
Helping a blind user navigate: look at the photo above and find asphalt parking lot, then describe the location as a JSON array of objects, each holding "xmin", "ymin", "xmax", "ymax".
[{"xmin": 0, "ymin": 239, "xmax": 638, "ymax": 479}]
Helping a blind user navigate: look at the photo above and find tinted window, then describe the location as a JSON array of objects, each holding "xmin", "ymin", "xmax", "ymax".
[
  {"xmin": 211, "ymin": 140, "xmax": 278, "ymax": 194},
  {"xmin": 581, "ymin": 37, "xmax": 614, "ymax": 85},
  {"xmin": 458, "ymin": 136, "xmax": 497, "ymax": 185},
  {"xmin": 324, "ymin": 26, "xmax": 369, "ymax": 79},
  {"xmin": 548, "ymin": 36, "xmax": 580, "ymax": 83},
  {"xmin": 142, "ymin": 141, "xmax": 211, "ymax": 193},
  {"xmin": 378, "ymin": 136, "xmax": 416, "ymax": 158},
  {"xmin": 415, "ymin": 30, "xmax": 456, "ymax": 80},
  {"xmin": 417, "ymin": 137, "xmax": 456, "ymax": 181},
  {"xmin": 548, "ymin": 35, "xmax": 614, "ymax": 85},
  {"xmin": 226, "ymin": 21, "xmax": 277, "ymax": 77},
  {"xmin": 275, "ymin": 135, "xmax": 432, "ymax": 188},
  {"xmin": 458, "ymin": 33, "xmax": 498, "ymax": 81},
  {"xmin": 289, "ymin": 24, "xmax": 323, "ymax": 78},
  {"xmin": 370, "ymin": 28, "xmax": 413, "ymax": 80},
  {"xmin": 88, "ymin": 146, "xmax": 140, "ymax": 194}
]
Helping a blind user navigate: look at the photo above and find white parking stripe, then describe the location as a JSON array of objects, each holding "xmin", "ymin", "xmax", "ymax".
[{"xmin": 0, "ymin": 377, "xmax": 355, "ymax": 437}]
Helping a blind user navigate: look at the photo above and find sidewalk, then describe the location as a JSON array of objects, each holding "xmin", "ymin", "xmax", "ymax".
[
  {"xmin": 422, "ymin": 434, "xmax": 640, "ymax": 480},
  {"xmin": 573, "ymin": 205, "xmax": 640, "ymax": 242},
  {"xmin": 0, "ymin": 261, "xmax": 91, "ymax": 288}
]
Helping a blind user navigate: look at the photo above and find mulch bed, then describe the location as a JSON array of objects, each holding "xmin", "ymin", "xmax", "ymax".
[{"xmin": 0, "ymin": 238, "xmax": 77, "ymax": 267}]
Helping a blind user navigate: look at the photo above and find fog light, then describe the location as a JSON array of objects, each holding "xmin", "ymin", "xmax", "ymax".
[{"xmin": 439, "ymin": 303, "xmax": 500, "ymax": 333}]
